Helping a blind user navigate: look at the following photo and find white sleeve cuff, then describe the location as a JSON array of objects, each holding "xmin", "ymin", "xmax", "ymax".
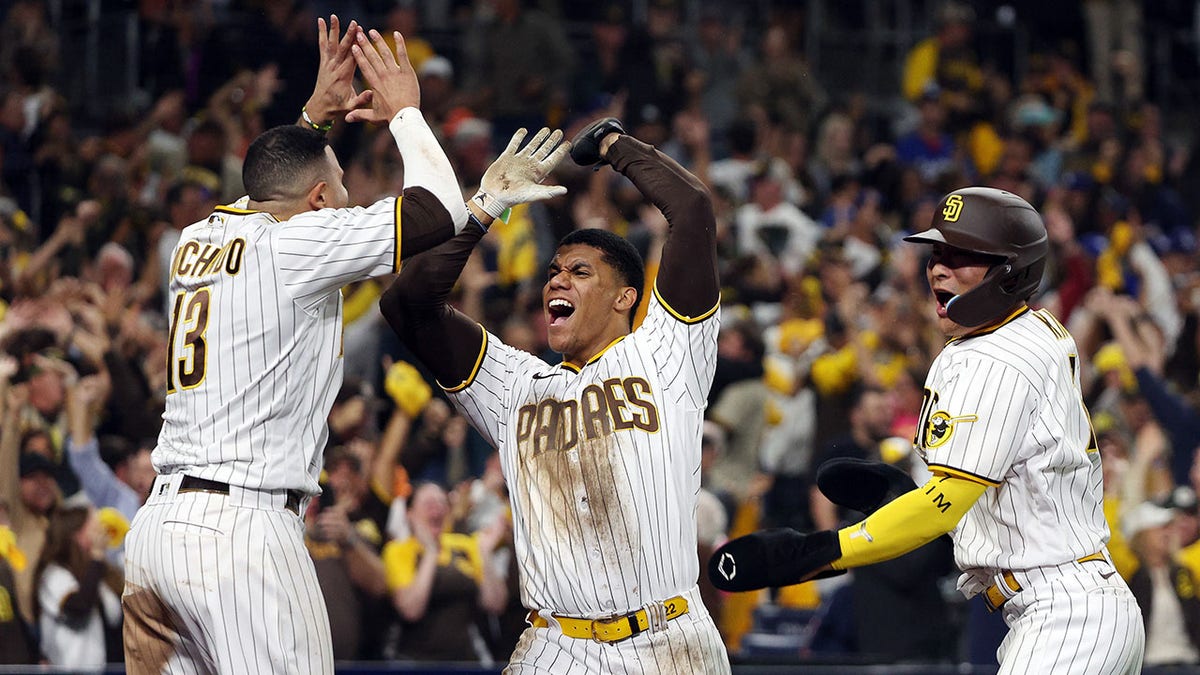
[{"xmin": 389, "ymin": 108, "xmax": 469, "ymax": 233}]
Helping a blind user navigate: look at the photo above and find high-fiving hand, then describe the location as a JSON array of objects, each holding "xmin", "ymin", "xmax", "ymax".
[
  {"xmin": 346, "ymin": 29, "xmax": 421, "ymax": 125},
  {"xmin": 472, "ymin": 128, "xmax": 570, "ymax": 220},
  {"xmin": 304, "ymin": 15, "xmax": 372, "ymax": 125}
]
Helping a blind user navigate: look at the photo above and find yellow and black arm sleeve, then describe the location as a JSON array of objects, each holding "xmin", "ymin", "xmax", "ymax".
[{"xmin": 831, "ymin": 472, "xmax": 988, "ymax": 570}]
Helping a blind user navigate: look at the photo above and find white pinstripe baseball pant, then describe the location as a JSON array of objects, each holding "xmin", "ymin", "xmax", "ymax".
[
  {"xmin": 992, "ymin": 556, "xmax": 1145, "ymax": 674},
  {"xmin": 123, "ymin": 474, "xmax": 333, "ymax": 674}
]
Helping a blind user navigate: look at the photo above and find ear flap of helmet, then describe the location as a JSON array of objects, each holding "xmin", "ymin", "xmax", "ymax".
[{"xmin": 945, "ymin": 256, "xmax": 1046, "ymax": 327}]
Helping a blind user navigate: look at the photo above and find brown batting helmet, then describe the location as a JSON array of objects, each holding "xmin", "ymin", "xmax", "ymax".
[{"xmin": 904, "ymin": 187, "xmax": 1048, "ymax": 327}]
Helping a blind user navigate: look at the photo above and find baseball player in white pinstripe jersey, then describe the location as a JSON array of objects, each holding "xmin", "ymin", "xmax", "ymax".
[
  {"xmin": 380, "ymin": 117, "xmax": 731, "ymax": 673},
  {"xmin": 121, "ymin": 24, "xmax": 472, "ymax": 674},
  {"xmin": 711, "ymin": 187, "xmax": 1143, "ymax": 673}
]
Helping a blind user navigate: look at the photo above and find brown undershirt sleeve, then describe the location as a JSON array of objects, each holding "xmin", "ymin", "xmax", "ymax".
[
  {"xmin": 379, "ymin": 216, "xmax": 487, "ymax": 388},
  {"xmin": 606, "ymin": 137, "xmax": 719, "ymax": 318}
]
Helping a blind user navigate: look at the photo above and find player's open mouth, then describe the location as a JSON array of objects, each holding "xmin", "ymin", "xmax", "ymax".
[
  {"xmin": 548, "ymin": 298, "xmax": 575, "ymax": 327},
  {"xmin": 934, "ymin": 290, "xmax": 955, "ymax": 317}
]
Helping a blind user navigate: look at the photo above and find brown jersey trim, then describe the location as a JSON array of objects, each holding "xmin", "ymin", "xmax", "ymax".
[
  {"xmin": 653, "ymin": 282, "xmax": 719, "ymax": 324},
  {"xmin": 440, "ymin": 324, "xmax": 488, "ymax": 392},
  {"xmin": 928, "ymin": 464, "xmax": 1001, "ymax": 487}
]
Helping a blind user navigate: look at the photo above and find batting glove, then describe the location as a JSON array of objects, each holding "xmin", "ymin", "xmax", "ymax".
[
  {"xmin": 568, "ymin": 116, "xmax": 625, "ymax": 167},
  {"xmin": 471, "ymin": 128, "xmax": 570, "ymax": 221},
  {"xmin": 707, "ymin": 528, "xmax": 844, "ymax": 592},
  {"xmin": 816, "ymin": 457, "xmax": 917, "ymax": 517}
]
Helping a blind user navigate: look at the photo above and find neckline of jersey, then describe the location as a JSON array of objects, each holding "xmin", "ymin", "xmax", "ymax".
[
  {"xmin": 560, "ymin": 335, "xmax": 628, "ymax": 373},
  {"xmin": 946, "ymin": 305, "xmax": 1030, "ymax": 345}
]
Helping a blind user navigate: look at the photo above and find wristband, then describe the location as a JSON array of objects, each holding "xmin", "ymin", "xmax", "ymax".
[
  {"xmin": 466, "ymin": 213, "xmax": 489, "ymax": 234},
  {"xmin": 301, "ymin": 107, "xmax": 333, "ymax": 133},
  {"xmin": 470, "ymin": 189, "xmax": 509, "ymax": 220}
]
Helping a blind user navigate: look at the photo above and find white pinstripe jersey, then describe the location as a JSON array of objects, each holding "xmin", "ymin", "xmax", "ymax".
[
  {"xmin": 914, "ymin": 306, "xmax": 1108, "ymax": 572},
  {"xmin": 448, "ymin": 288, "xmax": 719, "ymax": 617},
  {"xmin": 152, "ymin": 200, "xmax": 401, "ymax": 495}
]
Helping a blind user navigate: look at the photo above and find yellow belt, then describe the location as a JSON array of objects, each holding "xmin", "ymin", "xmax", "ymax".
[
  {"xmin": 983, "ymin": 552, "xmax": 1108, "ymax": 612},
  {"xmin": 527, "ymin": 596, "xmax": 689, "ymax": 644}
]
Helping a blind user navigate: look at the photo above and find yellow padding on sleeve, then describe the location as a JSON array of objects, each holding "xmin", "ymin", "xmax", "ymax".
[{"xmin": 832, "ymin": 474, "xmax": 986, "ymax": 569}]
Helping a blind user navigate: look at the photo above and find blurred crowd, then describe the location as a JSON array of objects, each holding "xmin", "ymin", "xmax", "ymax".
[{"xmin": 0, "ymin": 0, "xmax": 1198, "ymax": 669}]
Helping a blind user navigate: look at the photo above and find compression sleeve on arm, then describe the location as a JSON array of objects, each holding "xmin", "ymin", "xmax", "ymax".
[
  {"xmin": 390, "ymin": 107, "xmax": 468, "ymax": 234},
  {"xmin": 379, "ymin": 217, "xmax": 486, "ymax": 388},
  {"xmin": 605, "ymin": 137, "xmax": 718, "ymax": 319},
  {"xmin": 831, "ymin": 472, "xmax": 988, "ymax": 569}
]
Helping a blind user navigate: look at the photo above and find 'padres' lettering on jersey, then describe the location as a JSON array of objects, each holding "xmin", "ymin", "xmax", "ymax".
[
  {"xmin": 914, "ymin": 306, "xmax": 1108, "ymax": 571},
  {"xmin": 449, "ymin": 288, "xmax": 718, "ymax": 617},
  {"xmin": 153, "ymin": 201, "xmax": 401, "ymax": 495},
  {"xmin": 514, "ymin": 377, "xmax": 661, "ymax": 457}
]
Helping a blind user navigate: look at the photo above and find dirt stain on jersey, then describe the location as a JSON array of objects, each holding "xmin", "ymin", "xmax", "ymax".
[
  {"xmin": 638, "ymin": 624, "xmax": 696, "ymax": 667},
  {"xmin": 519, "ymin": 427, "xmax": 641, "ymax": 604}
]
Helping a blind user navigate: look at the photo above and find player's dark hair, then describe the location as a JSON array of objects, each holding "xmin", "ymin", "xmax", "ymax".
[
  {"xmin": 558, "ymin": 228, "xmax": 645, "ymax": 327},
  {"xmin": 243, "ymin": 126, "xmax": 331, "ymax": 202}
]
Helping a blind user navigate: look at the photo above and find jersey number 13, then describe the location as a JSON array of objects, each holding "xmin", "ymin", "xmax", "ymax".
[{"xmin": 166, "ymin": 286, "xmax": 212, "ymax": 394}]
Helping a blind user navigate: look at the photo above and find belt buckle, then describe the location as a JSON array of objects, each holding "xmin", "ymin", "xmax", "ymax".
[{"xmin": 590, "ymin": 612, "xmax": 637, "ymax": 644}]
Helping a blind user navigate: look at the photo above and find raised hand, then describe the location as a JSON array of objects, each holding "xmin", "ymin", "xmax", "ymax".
[
  {"xmin": 346, "ymin": 29, "xmax": 420, "ymax": 125},
  {"xmin": 304, "ymin": 15, "xmax": 371, "ymax": 125},
  {"xmin": 473, "ymin": 128, "xmax": 570, "ymax": 219}
]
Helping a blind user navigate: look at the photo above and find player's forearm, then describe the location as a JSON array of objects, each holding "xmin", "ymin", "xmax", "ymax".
[
  {"xmin": 832, "ymin": 473, "xmax": 985, "ymax": 570},
  {"xmin": 379, "ymin": 222, "xmax": 487, "ymax": 386},
  {"xmin": 390, "ymin": 109, "xmax": 468, "ymax": 235},
  {"xmin": 606, "ymin": 137, "xmax": 719, "ymax": 317}
]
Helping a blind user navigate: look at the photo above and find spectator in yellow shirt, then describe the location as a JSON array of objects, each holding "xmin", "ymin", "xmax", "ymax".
[{"xmin": 382, "ymin": 482, "xmax": 507, "ymax": 662}]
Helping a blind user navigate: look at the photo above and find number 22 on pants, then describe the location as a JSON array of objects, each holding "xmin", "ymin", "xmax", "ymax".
[{"xmin": 167, "ymin": 286, "xmax": 212, "ymax": 393}]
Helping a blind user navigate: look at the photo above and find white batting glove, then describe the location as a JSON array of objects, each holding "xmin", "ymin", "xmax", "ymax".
[{"xmin": 471, "ymin": 128, "xmax": 570, "ymax": 221}]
